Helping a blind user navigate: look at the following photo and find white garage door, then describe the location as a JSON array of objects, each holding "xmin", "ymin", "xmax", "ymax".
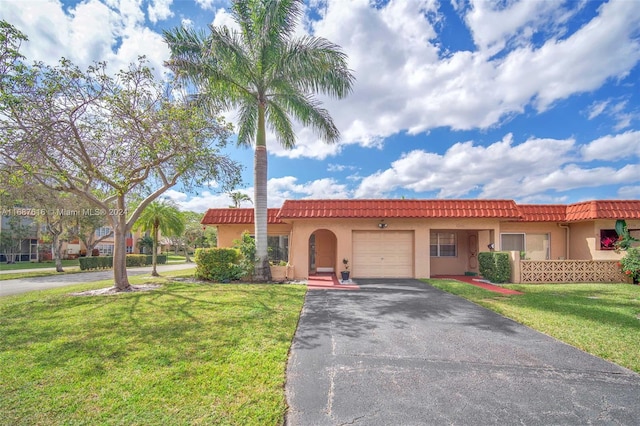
[{"xmin": 352, "ymin": 231, "xmax": 414, "ymax": 278}]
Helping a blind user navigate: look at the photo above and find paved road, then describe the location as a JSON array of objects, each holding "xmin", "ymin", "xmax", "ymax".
[
  {"xmin": 0, "ymin": 263, "xmax": 196, "ymax": 297},
  {"xmin": 285, "ymin": 279, "xmax": 640, "ymax": 425}
]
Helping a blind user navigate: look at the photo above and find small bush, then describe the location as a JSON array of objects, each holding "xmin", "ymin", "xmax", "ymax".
[
  {"xmin": 195, "ymin": 248, "xmax": 243, "ymax": 282},
  {"xmin": 478, "ymin": 252, "xmax": 511, "ymax": 283},
  {"xmin": 79, "ymin": 253, "xmax": 166, "ymax": 270},
  {"xmin": 78, "ymin": 256, "xmax": 113, "ymax": 271},
  {"xmin": 145, "ymin": 254, "xmax": 167, "ymax": 265},
  {"xmin": 126, "ymin": 254, "xmax": 147, "ymax": 267},
  {"xmin": 233, "ymin": 232, "xmax": 256, "ymax": 280},
  {"xmin": 619, "ymin": 247, "xmax": 640, "ymax": 283}
]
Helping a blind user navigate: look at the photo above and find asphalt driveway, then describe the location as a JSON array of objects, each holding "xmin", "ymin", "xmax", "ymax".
[{"xmin": 285, "ymin": 279, "xmax": 640, "ymax": 425}]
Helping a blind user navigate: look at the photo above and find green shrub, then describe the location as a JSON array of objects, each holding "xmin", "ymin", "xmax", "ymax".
[
  {"xmin": 233, "ymin": 231, "xmax": 256, "ymax": 280},
  {"xmin": 478, "ymin": 252, "xmax": 511, "ymax": 283},
  {"xmin": 194, "ymin": 248, "xmax": 243, "ymax": 282},
  {"xmin": 144, "ymin": 254, "xmax": 167, "ymax": 265},
  {"xmin": 78, "ymin": 256, "xmax": 113, "ymax": 270},
  {"xmin": 619, "ymin": 247, "xmax": 640, "ymax": 283},
  {"xmin": 126, "ymin": 254, "xmax": 147, "ymax": 267},
  {"xmin": 79, "ymin": 254, "xmax": 167, "ymax": 270}
]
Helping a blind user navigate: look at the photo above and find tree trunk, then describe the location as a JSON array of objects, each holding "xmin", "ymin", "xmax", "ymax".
[
  {"xmin": 112, "ymin": 198, "xmax": 131, "ymax": 291},
  {"xmin": 52, "ymin": 233, "xmax": 64, "ymax": 272},
  {"xmin": 151, "ymin": 223, "xmax": 159, "ymax": 277},
  {"xmin": 253, "ymin": 104, "xmax": 271, "ymax": 282},
  {"xmin": 184, "ymin": 245, "xmax": 191, "ymax": 263}
]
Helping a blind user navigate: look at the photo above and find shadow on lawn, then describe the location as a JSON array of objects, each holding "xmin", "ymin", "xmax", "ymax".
[{"xmin": 501, "ymin": 285, "xmax": 640, "ymax": 331}]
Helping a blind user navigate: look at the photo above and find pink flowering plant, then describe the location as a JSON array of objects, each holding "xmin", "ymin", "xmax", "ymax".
[
  {"xmin": 601, "ymin": 236, "xmax": 618, "ymax": 249},
  {"xmin": 619, "ymin": 247, "xmax": 640, "ymax": 284}
]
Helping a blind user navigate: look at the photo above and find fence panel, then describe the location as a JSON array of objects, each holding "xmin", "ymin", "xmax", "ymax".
[{"xmin": 520, "ymin": 260, "xmax": 629, "ymax": 283}]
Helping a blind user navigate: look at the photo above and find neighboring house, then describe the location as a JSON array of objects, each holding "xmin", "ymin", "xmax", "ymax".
[
  {"xmin": 90, "ymin": 227, "xmax": 145, "ymax": 256},
  {"xmin": 201, "ymin": 199, "xmax": 640, "ymax": 281},
  {"xmin": 0, "ymin": 213, "xmax": 40, "ymax": 262},
  {"xmin": 0, "ymin": 215, "xmax": 145, "ymax": 262}
]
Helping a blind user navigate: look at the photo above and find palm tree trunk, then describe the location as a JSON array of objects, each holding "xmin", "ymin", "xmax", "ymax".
[
  {"xmin": 152, "ymin": 223, "xmax": 159, "ymax": 277},
  {"xmin": 254, "ymin": 104, "xmax": 271, "ymax": 282}
]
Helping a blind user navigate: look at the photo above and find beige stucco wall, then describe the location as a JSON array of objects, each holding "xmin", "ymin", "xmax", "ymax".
[{"xmin": 213, "ymin": 223, "xmax": 293, "ymax": 248}]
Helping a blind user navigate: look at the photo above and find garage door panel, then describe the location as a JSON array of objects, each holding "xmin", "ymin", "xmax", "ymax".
[{"xmin": 353, "ymin": 231, "xmax": 414, "ymax": 278}]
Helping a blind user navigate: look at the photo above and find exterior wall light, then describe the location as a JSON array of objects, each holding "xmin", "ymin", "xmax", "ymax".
[{"xmin": 378, "ymin": 221, "xmax": 388, "ymax": 229}]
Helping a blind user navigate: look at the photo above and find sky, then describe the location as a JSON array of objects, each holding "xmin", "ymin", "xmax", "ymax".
[{"xmin": 2, "ymin": 0, "xmax": 640, "ymax": 212}]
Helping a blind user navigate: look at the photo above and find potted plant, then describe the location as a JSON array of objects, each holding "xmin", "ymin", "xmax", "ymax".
[{"xmin": 340, "ymin": 258, "xmax": 350, "ymax": 281}]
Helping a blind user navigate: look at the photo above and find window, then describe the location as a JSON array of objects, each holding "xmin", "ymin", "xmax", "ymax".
[
  {"xmin": 430, "ymin": 232, "xmax": 456, "ymax": 257},
  {"xmin": 501, "ymin": 233, "xmax": 549, "ymax": 260},
  {"xmin": 501, "ymin": 233, "xmax": 524, "ymax": 252},
  {"xmin": 95, "ymin": 227, "xmax": 112, "ymax": 238},
  {"xmin": 267, "ymin": 235, "xmax": 289, "ymax": 263},
  {"xmin": 601, "ymin": 228, "xmax": 640, "ymax": 250},
  {"xmin": 95, "ymin": 244, "xmax": 114, "ymax": 256}
]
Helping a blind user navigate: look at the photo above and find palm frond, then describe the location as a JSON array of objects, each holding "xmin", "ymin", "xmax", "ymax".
[
  {"xmin": 236, "ymin": 101, "xmax": 258, "ymax": 147},
  {"xmin": 270, "ymin": 89, "xmax": 339, "ymax": 144},
  {"xmin": 279, "ymin": 36, "xmax": 355, "ymax": 98},
  {"xmin": 265, "ymin": 101, "xmax": 295, "ymax": 149}
]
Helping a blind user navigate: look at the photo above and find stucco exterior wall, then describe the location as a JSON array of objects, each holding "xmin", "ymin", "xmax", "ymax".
[
  {"xmin": 287, "ymin": 217, "xmax": 501, "ymax": 280},
  {"xmin": 209, "ymin": 216, "xmax": 639, "ymax": 280},
  {"xmin": 213, "ymin": 223, "xmax": 292, "ymax": 248}
]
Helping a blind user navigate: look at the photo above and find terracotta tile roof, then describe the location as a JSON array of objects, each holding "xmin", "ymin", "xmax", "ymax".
[
  {"xmin": 565, "ymin": 200, "xmax": 640, "ymax": 221},
  {"xmin": 516, "ymin": 205, "xmax": 567, "ymax": 222},
  {"xmin": 201, "ymin": 200, "xmax": 640, "ymax": 224},
  {"xmin": 201, "ymin": 208, "xmax": 284, "ymax": 225},
  {"xmin": 278, "ymin": 199, "xmax": 522, "ymax": 219}
]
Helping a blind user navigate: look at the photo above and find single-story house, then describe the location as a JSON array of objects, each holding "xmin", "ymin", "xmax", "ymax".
[{"xmin": 201, "ymin": 199, "xmax": 640, "ymax": 281}]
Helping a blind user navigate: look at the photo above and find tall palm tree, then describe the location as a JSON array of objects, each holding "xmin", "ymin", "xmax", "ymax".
[
  {"xmin": 164, "ymin": 0, "xmax": 354, "ymax": 281},
  {"xmin": 229, "ymin": 191, "xmax": 252, "ymax": 208},
  {"xmin": 133, "ymin": 200, "xmax": 185, "ymax": 277}
]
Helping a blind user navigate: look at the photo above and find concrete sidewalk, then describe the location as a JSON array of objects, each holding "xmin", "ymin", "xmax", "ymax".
[{"xmin": 285, "ymin": 279, "xmax": 640, "ymax": 425}]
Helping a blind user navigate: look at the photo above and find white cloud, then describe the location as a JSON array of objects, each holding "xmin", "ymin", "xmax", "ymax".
[
  {"xmin": 587, "ymin": 100, "xmax": 609, "ymax": 120},
  {"xmin": 355, "ymin": 134, "xmax": 577, "ymax": 199},
  {"xmin": 166, "ymin": 177, "xmax": 350, "ymax": 211},
  {"xmin": 618, "ymin": 186, "xmax": 640, "ymax": 199},
  {"xmin": 281, "ymin": 0, "xmax": 640, "ymax": 160},
  {"xmin": 581, "ymin": 130, "xmax": 640, "ymax": 161},
  {"xmin": 195, "ymin": 0, "xmax": 217, "ymax": 12},
  {"xmin": 148, "ymin": 0, "xmax": 174, "ymax": 24},
  {"xmin": 464, "ymin": 0, "xmax": 566, "ymax": 54},
  {"xmin": 0, "ymin": 0, "xmax": 168, "ymax": 80}
]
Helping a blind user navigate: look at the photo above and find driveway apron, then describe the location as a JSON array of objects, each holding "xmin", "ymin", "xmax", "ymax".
[{"xmin": 285, "ymin": 279, "xmax": 640, "ymax": 425}]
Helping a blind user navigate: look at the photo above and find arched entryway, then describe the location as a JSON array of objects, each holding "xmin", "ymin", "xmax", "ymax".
[{"xmin": 309, "ymin": 229, "xmax": 337, "ymax": 274}]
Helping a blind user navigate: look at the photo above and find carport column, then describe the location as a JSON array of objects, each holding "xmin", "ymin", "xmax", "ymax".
[{"xmin": 416, "ymin": 227, "xmax": 431, "ymax": 279}]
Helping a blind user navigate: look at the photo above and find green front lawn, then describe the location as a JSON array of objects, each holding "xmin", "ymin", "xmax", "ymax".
[
  {"xmin": 0, "ymin": 273, "xmax": 306, "ymax": 425},
  {"xmin": 427, "ymin": 279, "xmax": 640, "ymax": 373}
]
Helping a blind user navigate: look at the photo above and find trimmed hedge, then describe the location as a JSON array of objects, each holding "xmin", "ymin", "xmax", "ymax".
[
  {"xmin": 78, "ymin": 254, "xmax": 167, "ymax": 271},
  {"xmin": 478, "ymin": 252, "xmax": 511, "ymax": 283},
  {"xmin": 195, "ymin": 248, "xmax": 243, "ymax": 282},
  {"xmin": 79, "ymin": 256, "xmax": 113, "ymax": 270}
]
